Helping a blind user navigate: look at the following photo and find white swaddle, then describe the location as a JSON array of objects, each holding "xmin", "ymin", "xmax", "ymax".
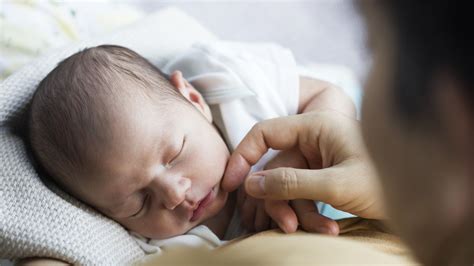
[{"xmin": 132, "ymin": 225, "xmax": 222, "ymax": 255}]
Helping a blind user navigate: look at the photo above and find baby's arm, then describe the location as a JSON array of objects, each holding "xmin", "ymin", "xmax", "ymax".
[{"xmin": 298, "ymin": 76, "xmax": 356, "ymax": 117}]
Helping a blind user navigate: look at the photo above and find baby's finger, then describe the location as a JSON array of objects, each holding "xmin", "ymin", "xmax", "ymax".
[
  {"xmin": 292, "ymin": 200, "xmax": 339, "ymax": 235},
  {"xmin": 254, "ymin": 202, "xmax": 270, "ymax": 232},
  {"xmin": 264, "ymin": 200, "xmax": 298, "ymax": 233}
]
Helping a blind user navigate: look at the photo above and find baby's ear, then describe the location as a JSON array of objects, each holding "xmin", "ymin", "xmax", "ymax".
[
  {"xmin": 169, "ymin": 71, "xmax": 187, "ymax": 90},
  {"xmin": 169, "ymin": 70, "xmax": 213, "ymax": 122}
]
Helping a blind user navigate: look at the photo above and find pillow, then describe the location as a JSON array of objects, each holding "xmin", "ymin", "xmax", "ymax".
[{"xmin": 0, "ymin": 7, "xmax": 217, "ymax": 265}]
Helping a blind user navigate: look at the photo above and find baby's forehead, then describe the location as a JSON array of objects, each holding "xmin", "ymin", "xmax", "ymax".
[{"xmin": 95, "ymin": 108, "xmax": 180, "ymax": 161}]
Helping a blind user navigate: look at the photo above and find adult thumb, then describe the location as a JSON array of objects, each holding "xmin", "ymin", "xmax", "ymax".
[{"xmin": 245, "ymin": 167, "xmax": 341, "ymax": 202}]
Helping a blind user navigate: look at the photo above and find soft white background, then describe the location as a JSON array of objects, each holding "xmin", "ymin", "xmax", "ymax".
[{"xmin": 135, "ymin": 0, "xmax": 369, "ymax": 80}]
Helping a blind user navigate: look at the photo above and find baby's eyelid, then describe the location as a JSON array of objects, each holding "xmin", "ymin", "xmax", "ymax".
[
  {"xmin": 130, "ymin": 194, "xmax": 148, "ymax": 218},
  {"xmin": 168, "ymin": 136, "xmax": 186, "ymax": 165}
]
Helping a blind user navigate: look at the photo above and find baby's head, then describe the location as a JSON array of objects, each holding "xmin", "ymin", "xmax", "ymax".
[{"xmin": 28, "ymin": 45, "xmax": 230, "ymax": 239}]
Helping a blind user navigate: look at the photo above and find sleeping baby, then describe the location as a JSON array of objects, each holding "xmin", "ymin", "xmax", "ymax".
[{"xmin": 28, "ymin": 42, "xmax": 356, "ymax": 253}]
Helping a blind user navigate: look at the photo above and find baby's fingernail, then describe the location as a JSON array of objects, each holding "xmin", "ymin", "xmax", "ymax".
[{"xmin": 246, "ymin": 175, "xmax": 265, "ymax": 196}]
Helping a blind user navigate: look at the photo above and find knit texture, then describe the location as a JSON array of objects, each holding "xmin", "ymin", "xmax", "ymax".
[{"xmin": 0, "ymin": 7, "xmax": 216, "ymax": 264}]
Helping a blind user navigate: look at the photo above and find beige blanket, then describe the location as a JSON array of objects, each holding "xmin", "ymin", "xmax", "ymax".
[{"xmin": 139, "ymin": 218, "xmax": 419, "ymax": 265}]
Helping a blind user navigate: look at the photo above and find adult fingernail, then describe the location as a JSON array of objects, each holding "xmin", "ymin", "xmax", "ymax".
[
  {"xmin": 246, "ymin": 174, "xmax": 265, "ymax": 196},
  {"xmin": 318, "ymin": 226, "xmax": 338, "ymax": 236}
]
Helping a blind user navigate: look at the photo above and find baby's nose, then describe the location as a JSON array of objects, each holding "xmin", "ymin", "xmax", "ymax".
[{"xmin": 162, "ymin": 177, "xmax": 191, "ymax": 210}]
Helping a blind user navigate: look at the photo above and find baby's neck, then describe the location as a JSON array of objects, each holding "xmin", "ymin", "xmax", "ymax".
[{"xmin": 201, "ymin": 191, "xmax": 236, "ymax": 239}]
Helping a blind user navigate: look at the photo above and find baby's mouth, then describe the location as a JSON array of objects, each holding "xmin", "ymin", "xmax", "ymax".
[{"xmin": 189, "ymin": 186, "xmax": 217, "ymax": 222}]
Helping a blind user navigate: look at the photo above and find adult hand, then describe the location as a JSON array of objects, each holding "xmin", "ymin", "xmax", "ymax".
[
  {"xmin": 222, "ymin": 111, "xmax": 386, "ymax": 234},
  {"xmin": 238, "ymin": 147, "xmax": 339, "ymax": 235}
]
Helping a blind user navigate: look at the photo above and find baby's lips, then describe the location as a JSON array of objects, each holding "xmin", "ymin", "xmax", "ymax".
[{"xmin": 190, "ymin": 188, "xmax": 215, "ymax": 222}]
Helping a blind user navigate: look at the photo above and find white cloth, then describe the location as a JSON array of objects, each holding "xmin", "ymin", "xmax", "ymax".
[{"xmin": 132, "ymin": 225, "xmax": 222, "ymax": 255}]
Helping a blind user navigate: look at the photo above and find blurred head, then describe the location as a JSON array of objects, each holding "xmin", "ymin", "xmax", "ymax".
[
  {"xmin": 29, "ymin": 45, "xmax": 230, "ymax": 239},
  {"xmin": 359, "ymin": 1, "xmax": 473, "ymax": 265}
]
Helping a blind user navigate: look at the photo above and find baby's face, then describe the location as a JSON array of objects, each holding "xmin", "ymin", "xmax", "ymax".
[{"xmin": 77, "ymin": 97, "xmax": 230, "ymax": 239}]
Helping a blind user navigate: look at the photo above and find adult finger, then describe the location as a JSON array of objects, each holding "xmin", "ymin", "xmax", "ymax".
[
  {"xmin": 254, "ymin": 202, "xmax": 271, "ymax": 232},
  {"xmin": 236, "ymin": 186, "xmax": 247, "ymax": 210},
  {"xmin": 241, "ymin": 197, "xmax": 258, "ymax": 231},
  {"xmin": 270, "ymin": 220, "xmax": 278, "ymax": 229},
  {"xmin": 291, "ymin": 199, "xmax": 339, "ymax": 235},
  {"xmin": 245, "ymin": 166, "xmax": 343, "ymax": 202},
  {"xmin": 263, "ymin": 148, "xmax": 310, "ymax": 171},
  {"xmin": 222, "ymin": 115, "xmax": 309, "ymax": 192},
  {"xmin": 264, "ymin": 200, "xmax": 298, "ymax": 234},
  {"xmin": 246, "ymin": 163, "xmax": 386, "ymax": 220}
]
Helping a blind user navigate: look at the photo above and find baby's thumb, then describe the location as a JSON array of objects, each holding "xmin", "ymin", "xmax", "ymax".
[{"xmin": 245, "ymin": 167, "xmax": 339, "ymax": 202}]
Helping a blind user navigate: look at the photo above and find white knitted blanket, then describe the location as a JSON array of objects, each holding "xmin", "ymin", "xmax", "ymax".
[{"xmin": 0, "ymin": 7, "xmax": 217, "ymax": 265}]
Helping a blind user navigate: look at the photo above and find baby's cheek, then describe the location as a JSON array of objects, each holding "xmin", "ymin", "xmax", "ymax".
[
  {"xmin": 207, "ymin": 190, "xmax": 228, "ymax": 219},
  {"xmin": 139, "ymin": 211, "xmax": 192, "ymax": 239}
]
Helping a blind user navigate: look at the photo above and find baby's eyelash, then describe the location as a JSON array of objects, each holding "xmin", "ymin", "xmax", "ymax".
[
  {"xmin": 168, "ymin": 136, "xmax": 186, "ymax": 165},
  {"xmin": 130, "ymin": 194, "xmax": 148, "ymax": 218}
]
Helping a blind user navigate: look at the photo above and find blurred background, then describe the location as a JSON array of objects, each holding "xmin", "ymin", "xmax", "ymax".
[
  {"xmin": 0, "ymin": 0, "xmax": 369, "ymax": 81},
  {"xmin": 142, "ymin": 0, "xmax": 369, "ymax": 79}
]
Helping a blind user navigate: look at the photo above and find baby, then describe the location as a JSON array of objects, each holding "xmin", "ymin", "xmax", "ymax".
[{"xmin": 28, "ymin": 43, "xmax": 355, "ymax": 249}]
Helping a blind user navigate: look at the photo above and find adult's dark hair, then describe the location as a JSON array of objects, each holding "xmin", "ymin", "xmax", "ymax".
[
  {"xmin": 381, "ymin": 1, "xmax": 473, "ymax": 122},
  {"xmin": 362, "ymin": 1, "xmax": 474, "ymax": 265}
]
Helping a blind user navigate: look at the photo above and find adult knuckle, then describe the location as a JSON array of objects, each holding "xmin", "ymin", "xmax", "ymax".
[
  {"xmin": 251, "ymin": 121, "xmax": 265, "ymax": 134},
  {"xmin": 277, "ymin": 168, "xmax": 299, "ymax": 198}
]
